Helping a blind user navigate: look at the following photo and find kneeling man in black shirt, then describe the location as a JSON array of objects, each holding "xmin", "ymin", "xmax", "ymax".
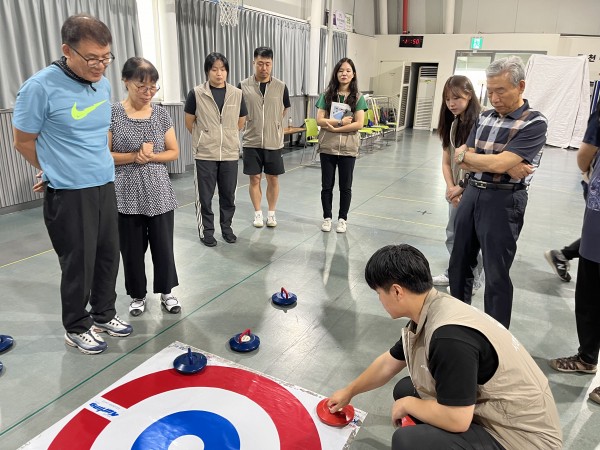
[{"xmin": 328, "ymin": 244, "xmax": 562, "ymax": 450}]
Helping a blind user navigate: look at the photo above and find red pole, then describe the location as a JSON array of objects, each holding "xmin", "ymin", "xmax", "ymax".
[{"xmin": 403, "ymin": 0, "xmax": 409, "ymax": 34}]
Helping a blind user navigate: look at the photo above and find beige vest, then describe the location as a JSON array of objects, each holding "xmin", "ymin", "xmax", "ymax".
[
  {"xmin": 317, "ymin": 93, "xmax": 364, "ymax": 158},
  {"xmin": 402, "ymin": 289, "xmax": 562, "ymax": 450},
  {"xmin": 191, "ymin": 82, "xmax": 242, "ymax": 161},
  {"xmin": 240, "ymin": 76, "xmax": 285, "ymax": 150}
]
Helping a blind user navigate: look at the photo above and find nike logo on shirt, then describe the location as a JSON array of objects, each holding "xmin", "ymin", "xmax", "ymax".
[{"xmin": 71, "ymin": 100, "xmax": 107, "ymax": 120}]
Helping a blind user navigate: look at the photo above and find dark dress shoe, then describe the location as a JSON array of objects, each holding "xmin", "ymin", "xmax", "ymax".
[{"xmin": 200, "ymin": 236, "xmax": 217, "ymax": 247}]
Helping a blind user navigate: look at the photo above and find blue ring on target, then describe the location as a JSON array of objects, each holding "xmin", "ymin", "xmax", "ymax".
[{"xmin": 131, "ymin": 410, "xmax": 241, "ymax": 450}]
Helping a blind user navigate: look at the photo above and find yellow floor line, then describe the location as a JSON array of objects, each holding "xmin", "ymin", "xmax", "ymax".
[
  {"xmin": 179, "ymin": 165, "xmax": 303, "ymax": 209},
  {"xmin": 0, "ymin": 249, "xmax": 53, "ymax": 269},
  {"xmin": 353, "ymin": 211, "xmax": 444, "ymax": 228},
  {"xmin": 376, "ymin": 195, "xmax": 440, "ymax": 205}
]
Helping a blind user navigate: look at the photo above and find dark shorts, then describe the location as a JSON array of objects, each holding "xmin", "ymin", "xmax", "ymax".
[{"xmin": 243, "ymin": 148, "xmax": 285, "ymax": 176}]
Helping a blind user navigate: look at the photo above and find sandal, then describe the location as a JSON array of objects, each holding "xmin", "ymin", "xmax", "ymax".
[
  {"xmin": 129, "ymin": 298, "xmax": 146, "ymax": 316},
  {"xmin": 549, "ymin": 354, "xmax": 597, "ymax": 374},
  {"xmin": 161, "ymin": 294, "xmax": 181, "ymax": 314}
]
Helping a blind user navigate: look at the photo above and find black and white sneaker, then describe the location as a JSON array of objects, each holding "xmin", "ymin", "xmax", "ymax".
[
  {"xmin": 544, "ymin": 250, "xmax": 571, "ymax": 282},
  {"xmin": 161, "ymin": 294, "xmax": 181, "ymax": 314},
  {"xmin": 65, "ymin": 328, "xmax": 107, "ymax": 354},
  {"xmin": 129, "ymin": 298, "xmax": 146, "ymax": 316}
]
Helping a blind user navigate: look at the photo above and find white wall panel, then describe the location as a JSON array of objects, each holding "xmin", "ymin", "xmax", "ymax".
[
  {"xmin": 556, "ymin": 1, "xmax": 600, "ymax": 35},
  {"xmin": 515, "ymin": 0, "xmax": 559, "ymax": 34},
  {"xmin": 474, "ymin": 0, "xmax": 518, "ymax": 33},
  {"xmin": 243, "ymin": 0, "xmax": 306, "ymax": 19},
  {"xmin": 453, "ymin": 0, "xmax": 478, "ymax": 34},
  {"xmin": 388, "ymin": 0, "xmax": 600, "ymax": 35},
  {"xmin": 353, "ymin": 0, "xmax": 376, "ymax": 36}
]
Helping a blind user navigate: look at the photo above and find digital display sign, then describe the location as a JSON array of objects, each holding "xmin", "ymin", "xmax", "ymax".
[{"xmin": 399, "ymin": 36, "xmax": 424, "ymax": 48}]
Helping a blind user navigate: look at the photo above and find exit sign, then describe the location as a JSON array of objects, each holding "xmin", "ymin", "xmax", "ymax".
[{"xmin": 471, "ymin": 37, "xmax": 483, "ymax": 50}]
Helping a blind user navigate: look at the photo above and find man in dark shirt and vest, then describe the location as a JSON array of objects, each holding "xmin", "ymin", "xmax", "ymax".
[
  {"xmin": 448, "ymin": 56, "xmax": 547, "ymax": 329},
  {"xmin": 239, "ymin": 47, "xmax": 291, "ymax": 228},
  {"xmin": 328, "ymin": 244, "xmax": 562, "ymax": 449}
]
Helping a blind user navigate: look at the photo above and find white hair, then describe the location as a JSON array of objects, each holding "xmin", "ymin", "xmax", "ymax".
[{"xmin": 486, "ymin": 56, "xmax": 525, "ymax": 86}]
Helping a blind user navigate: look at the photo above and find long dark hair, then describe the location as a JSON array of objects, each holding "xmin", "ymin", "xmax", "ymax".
[
  {"xmin": 437, "ymin": 75, "xmax": 481, "ymax": 149},
  {"xmin": 323, "ymin": 58, "xmax": 359, "ymax": 115}
]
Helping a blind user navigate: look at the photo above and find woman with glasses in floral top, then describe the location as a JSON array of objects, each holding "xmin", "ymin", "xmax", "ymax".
[{"xmin": 109, "ymin": 57, "xmax": 181, "ymax": 317}]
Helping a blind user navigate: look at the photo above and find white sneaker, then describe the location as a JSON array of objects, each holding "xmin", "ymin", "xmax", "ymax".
[
  {"xmin": 336, "ymin": 219, "xmax": 347, "ymax": 233},
  {"xmin": 65, "ymin": 328, "xmax": 107, "ymax": 355},
  {"xmin": 266, "ymin": 215, "xmax": 277, "ymax": 227},
  {"xmin": 129, "ymin": 297, "xmax": 146, "ymax": 316},
  {"xmin": 321, "ymin": 218, "xmax": 332, "ymax": 232},
  {"xmin": 432, "ymin": 274, "xmax": 450, "ymax": 285},
  {"xmin": 93, "ymin": 315, "xmax": 133, "ymax": 337},
  {"xmin": 253, "ymin": 211, "xmax": 264, "ymax": 228},
  {"xmin": 161, "ymin": 294, "xmax": 181, "ymax": 314}
]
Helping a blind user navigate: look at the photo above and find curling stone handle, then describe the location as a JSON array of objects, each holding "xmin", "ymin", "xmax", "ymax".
[
  {"xmin": 238, "ymin": 328, "xmax": 252, "ymax": 343},
  {"xmin": 281, "ymin": 287, "xmax": 288, "ymax": 299}
]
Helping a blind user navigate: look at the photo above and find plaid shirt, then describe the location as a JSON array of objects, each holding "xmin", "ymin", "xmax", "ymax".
[{"xmin": 467, "ymin": 100, "xmax": 547, "ymax": 184}]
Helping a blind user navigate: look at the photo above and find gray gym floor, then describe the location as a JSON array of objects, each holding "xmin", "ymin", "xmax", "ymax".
[{"xmin": 0, "ymin": 130, "xmax": 598, "ymax": 449}]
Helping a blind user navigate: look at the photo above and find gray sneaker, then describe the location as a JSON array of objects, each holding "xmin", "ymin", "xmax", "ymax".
[
  {"xmin": 65, "ymin": 328, "xmax": 107, "ymax": 355},
  {"xmin": 93, "ymin": 315, "xmax": 133, "ymax": 337}
]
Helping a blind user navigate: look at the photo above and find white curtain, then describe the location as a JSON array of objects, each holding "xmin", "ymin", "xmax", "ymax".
[
  {"xmin": 176, "ymin": 0, "xmax": 309, "ymax": 99},
  {"xmin": 318, "ymin": 28, "xmax": 348, "ymax": 93},
  {"xmin": 524, "ymin": 54, "xmax": 590, "ymax": 148}
]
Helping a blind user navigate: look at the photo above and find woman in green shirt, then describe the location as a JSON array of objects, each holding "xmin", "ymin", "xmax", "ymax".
[{"xmin": 316, "ymin": 58, "xmax": 368, "ymax": 233}]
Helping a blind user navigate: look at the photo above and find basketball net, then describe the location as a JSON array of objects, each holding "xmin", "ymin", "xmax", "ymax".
[{"xmin": 219, "ymin": 0, "xmax": 241, "ymax": 26}]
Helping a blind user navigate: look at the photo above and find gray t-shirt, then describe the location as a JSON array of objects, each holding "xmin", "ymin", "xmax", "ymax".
[{"xmin": 580, "ymin": 110, "xmax": 600, "ymax": 262}]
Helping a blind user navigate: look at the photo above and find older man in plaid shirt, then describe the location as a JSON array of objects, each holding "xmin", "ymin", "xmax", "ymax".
[{"xmin": 448, "ymin": 56, "xmax": 547, "ymax": 329}]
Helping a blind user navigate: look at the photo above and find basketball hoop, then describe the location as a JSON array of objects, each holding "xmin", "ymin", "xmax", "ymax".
[{"xmin": 218, "ymin": 0, "xmax": 241, "ymax": 27}]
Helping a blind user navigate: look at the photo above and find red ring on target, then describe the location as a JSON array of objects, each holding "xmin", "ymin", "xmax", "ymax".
[{"xmin": 49, "ymin": 366, "xmax": 322, "ymax": 449}]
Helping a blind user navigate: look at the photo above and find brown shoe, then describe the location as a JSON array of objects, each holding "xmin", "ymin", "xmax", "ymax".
[
  {"xmin": 549, "ymin": 354, "xmax": 597, "ymax": 374},
  {"xmin": 590, "ymin": 386, "xmax": 600, "ymax": 405}
]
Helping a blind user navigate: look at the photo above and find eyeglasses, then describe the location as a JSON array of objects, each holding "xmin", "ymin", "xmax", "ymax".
[
  {"xmin": 69, "ymin": 46, "xmax": 115, "ymax": 68},
  {"xmin": 133, "ymin": 84, "xmax": 160, "ymax": 94}
]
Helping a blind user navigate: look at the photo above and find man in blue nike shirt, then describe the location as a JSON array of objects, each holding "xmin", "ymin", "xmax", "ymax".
[{"xmin": 13, "ymin": 14, "xmax": 132, "ymax": 354}]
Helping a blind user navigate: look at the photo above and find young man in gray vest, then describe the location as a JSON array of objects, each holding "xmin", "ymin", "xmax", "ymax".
[
  {"xmin": 328, "ymin": 244, "xmax": 562, "ymax": 449},
  {"xmin": 239, "ymin": 47, "xmax": 291, "ymax": 228}
]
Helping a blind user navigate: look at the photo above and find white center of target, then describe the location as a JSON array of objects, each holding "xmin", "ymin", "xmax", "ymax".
[
  {"xmin": 169, "ymin": 435, "xmax": 205, "ymax": 450},
  {"xmin": 91, "ymin": 387, "xmax": 280, "ymax": 450}
]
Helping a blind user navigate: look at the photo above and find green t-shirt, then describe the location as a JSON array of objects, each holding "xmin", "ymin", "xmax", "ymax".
[{"xmin": 316, "ymin": 93, "xmax": 368, "ymax": 113}]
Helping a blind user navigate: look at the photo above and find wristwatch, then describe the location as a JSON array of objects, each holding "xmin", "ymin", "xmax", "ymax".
[
  {"xmin": 338, "ymin": 120, "xmax": 343, "ymax": 127},
  {"xmin": 457, "ymin": 149, "xmax": 467, "ymax": 163}
]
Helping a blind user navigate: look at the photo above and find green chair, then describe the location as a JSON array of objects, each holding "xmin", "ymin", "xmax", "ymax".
[{"xmin": 301, "ymin": 118, "xmax": 320, "ymax": 165}]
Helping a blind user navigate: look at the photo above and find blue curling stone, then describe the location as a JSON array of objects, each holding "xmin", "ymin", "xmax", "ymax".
[
  {"xmin": 271, "ymin": 288, "xmax": 297, "ymax": 307},
  {"xmin": 229, "ymin": 330, "xmax": 260, "ymax": 352},
  {"xmin": 0, "ymin": 335, "xmax": 14, "ymax": 353},
  {"xmin": 173, "ymin": 347, "xmax": 207, "ymax": 374}
]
